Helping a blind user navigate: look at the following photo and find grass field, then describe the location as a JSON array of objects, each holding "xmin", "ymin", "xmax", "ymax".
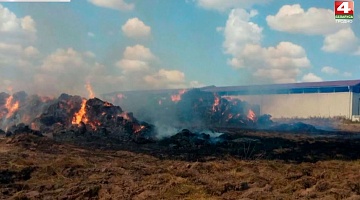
[{"xmin": 1, "ymin": 133, "xmax": 360, "ymax": 200}]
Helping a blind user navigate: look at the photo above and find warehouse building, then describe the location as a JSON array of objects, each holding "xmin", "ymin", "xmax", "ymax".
[{"xmin": 202, "ymin": 80, "xmax": 360, "ymax": 120}]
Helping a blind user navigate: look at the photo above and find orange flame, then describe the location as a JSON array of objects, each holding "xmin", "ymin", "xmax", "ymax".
[
  {"xmin": 171, "ymin": 89, "xmax": 186, "ymax": 102},
  {"xmin": 119, "ymin": 112, "xmax": 132, "ymax": 121},
  {"xmin": 247, "ymin": 109, "xmax": 256, "ymax": 122},
  {"xmin": 85, "ymin": 82, "xmax": 95, "ymax": 99},
  {"xmin": 5, "ymin": 95, "xmax": 19, "ymax": 118},
  {"xmin": 133, "ymin": 124, "xmax": 146, "ymax": 134},
  {"xmin": 88, "ymin": 120, "xmax": 101, "ymax": 130},
  {"xmin": 72, "ymin": 99, "xmax": 88, "ymax": 124},
  {"xmin": 104, "ymin": 102, "xmax": 112, "ymax": 107},
  {"xmin": 212, "ymin": 95, "xmax": 220, "ymax": 112}
]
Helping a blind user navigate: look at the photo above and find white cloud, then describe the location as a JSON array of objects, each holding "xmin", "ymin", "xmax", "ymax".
[
  {"xmin": 189, "ymin": 80, "xmax": 205, "ymax": 88},
  {"xmin": 321, "ymin": 66, "xmax": 339, "ymax": 74},
  {"xmin": 116, "ymin": 45, "xmax": 155, "ymax": 74},
  {"xmin": 343, "ymin": 72, "xmax": 352, "ymax": 77},
  {"xmin": 267, "ymin": 4, "xmax": 360, "ymax": 55},
  {"xmin": 116, "ymin": 59, "xmax": 150, "ymax": 73},
  {"xmin": 87, "ymin": 32, "xmax": 95, "ymax": 37},
  {"xmin": 220, "ymin": 9, "xmax": 311, "ymax": 83},
  {"xmin": 122, "ymin": 18, "xmax": 151, "ymax": 39},
  {"xmin": 266, "ymin": 4, "xmax": 348, "ymax": 35},
  {"xmin": 83, "ymin": 51, "xmax": 96, "ymax": 58},
  {"xmin": 122, "ymin": 45, "xmax": 155, "ymax": 61},
  {"xmin": 24, "ymin": 46, "xmax": 39, "ymax": 58},
  {"xmin": 88, "ymin": 0, "xmax": 134, "ymax": 11},
  {"xmin": 196, "ymin": 0, "xmax": 270, "ymax": 12},
  {"xmin": 220, "ymin": 9, "xmax": 262, "ymax": 56},
  {"xmin": 34, "ymin": 48, "xmax": 126, "ymax": 97},
  {"xmin": 21, "ymin": 16, "xmax": 36, "ymax": 33},
  {"xmin": 322, "ymin": 28, "xmax": 360, "ymax": 53},
  {"xmin": 0, "ymin": 43, "xmax": 38, "ymax": 69},
  {"xmin": 302, "ymin": 73, "xmax": 323, "ymax": 82},
  {"xmin": 114, "ymin": 45, "xmax": 199, "ymax": 90},
  {"xmin": 0, "ymin": 4, "xmax": 36, "ymax": 44},
  {"xmin": 40, "ymin": 48, "xmax": 85, "ymax": 72},
  {"xmin": 0, "ymin": 4, "xmax": 38, "ymax": 91},
  {"xmin": 144, "ymin": 69, "xmax": 186, "ymax": 89},
  {"xmin": 0, "ymin": 4, "xmax": 40, "ymax": 94}
]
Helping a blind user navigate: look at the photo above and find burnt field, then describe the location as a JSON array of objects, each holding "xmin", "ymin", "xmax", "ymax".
[
  {"xmin": 1, "ymin": 90, "xmax": 360, "ymax": 199},
  {"xmin": 2, "ymin": 129, "xmax": 360, "ymax": 199}
]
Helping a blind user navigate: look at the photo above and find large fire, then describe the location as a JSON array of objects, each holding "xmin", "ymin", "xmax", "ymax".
[
  {"xmin": 72, "ymin": 99, "xmax": 88, "ymax": 124},
  {"xmin": 5, "ymin": 95, "xmax": 19, "ymax": 119},
  {"xmin": 171, "ymin": 89, "xmax": 186, "ymax": 102},
  {"xmin": 71, "ymin": 83, "xmax": 95, "ymax": 125}
]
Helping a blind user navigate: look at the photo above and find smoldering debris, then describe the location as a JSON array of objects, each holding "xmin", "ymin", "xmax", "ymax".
[{"xmin": 104, "ymin": 89, "xmax": 273, "ymax": 128}]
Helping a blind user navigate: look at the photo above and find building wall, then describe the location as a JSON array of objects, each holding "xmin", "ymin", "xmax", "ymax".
[
  {"xmin": 352, "ymin": 92, "xmax": 360, "ymax": 116},
  {"xmin": 225, "ymin": 92, "xmax": 353, "ymax": 119}
]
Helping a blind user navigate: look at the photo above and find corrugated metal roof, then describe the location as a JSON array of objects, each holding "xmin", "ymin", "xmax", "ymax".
[
  {"xmin": 201, "ymin": 80, "xmax": 360, "ymax": 93},
  {"xmin": 103, "ymin": 80, "xmax": 360, "ymax": 96}
]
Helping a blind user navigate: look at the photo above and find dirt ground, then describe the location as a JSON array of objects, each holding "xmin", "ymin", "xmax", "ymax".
[{"xmin": 2, "ymin": 133, "xmax": 360, "ymax": 200}]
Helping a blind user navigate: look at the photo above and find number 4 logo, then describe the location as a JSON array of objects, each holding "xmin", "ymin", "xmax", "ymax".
[
  {"xmin": 338, "ymin": 1, "xmax": 352, "ymax": 13},
  {"xmin": 335, "ymin": 1, "xmax": 354, "ymax": 15}
]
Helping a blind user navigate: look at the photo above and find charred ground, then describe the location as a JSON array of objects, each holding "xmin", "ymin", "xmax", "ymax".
[{"xmin": 1, "ymin": 90, "xmax": 360, "ymax": 199}]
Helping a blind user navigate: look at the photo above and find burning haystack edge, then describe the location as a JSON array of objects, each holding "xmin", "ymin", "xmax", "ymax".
[{"xmin": 0, "ymin": 92, "xmax": 155, "ymax": 143}]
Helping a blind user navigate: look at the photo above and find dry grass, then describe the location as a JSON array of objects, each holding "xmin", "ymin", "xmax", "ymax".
[{"xmin": 1, "ymin": 134, "xmax": 360, "ymax": 199}]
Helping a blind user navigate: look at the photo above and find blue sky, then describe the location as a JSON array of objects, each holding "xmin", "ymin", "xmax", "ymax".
[{"xmin": 0, "ymin": 0, "xmax": 359, "ymax": 97}]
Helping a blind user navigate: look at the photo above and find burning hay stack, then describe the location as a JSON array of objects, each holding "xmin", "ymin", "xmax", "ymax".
[
  {"xmin": 174, "ymin": 89, "xmax": 265, "ymax": 127},
  {"xmin": 113, "ymin": 89, "xmax": 273, "ymax": 128},
  {"xmin": 0, "ymin": 92, "xmax": 155, "ymax": 143}
]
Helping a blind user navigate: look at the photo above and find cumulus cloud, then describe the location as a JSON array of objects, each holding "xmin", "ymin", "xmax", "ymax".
[
  {"xmin": 88, "ymin": 0, "xmax": 134, "ymax": 11},
  {"xmin": 0, "ymin": 4, "xmax": 40, "ymax": 93},
  {"xmin": 0, "ymin": 5, "xmax": 199, "ymax": 96},
  {"xmin": 266, "ymin": 4, "xmax": 348, "ymax": 35},
  {"xmin": 189, "ymin": 80, "xmax": 205, "ymax": 88},
  {"xmin": 35, "ymin": 48, "xmax": 98, "ymax": 96},
  {"xmin": 302, "ymin": 73, "xmax": 323, "ymax": 82},
  {"xmin": 114, "ymin": 45, "xmax": 200, "ymax": 91},
  {"xmin": 0, "ymin": 43, "xmax": 39, "ymax": 70},
  {"xmin": 321, "ymin": 66, "xmax": 339, "ymax": 74},
  {"xmin": 122, "ymin": 45, "xmax": 155, "ymax": 61},
  {"xmin": 144, "ymin": 69, "xmax": 186, "ymax": 89},
  {"xmin": 122, "ymin": 18, "xmax": 151, "ymax": 39},
  {"xmin": 322, "ymin": 28, "xmax": 360, "ymax": 53},
  {"xmin": 195, "ymin": 0, "xmax": 271, "ymax": 12},
  {"xmin": 32, "ymin": 48, "xmax": 130, "ymax": 97},
  {"xmin": 116, "ymin": 59, "xmax": 150, "ymax": 74},
  {"xmin": 219, "ymin": 8, "xmax": 310, "ymax": 83},
  {"xmin": 0, "ymin": 4, "xmax": 38, "ymax": 64},
  {"xmin": 0, "ymin": 4, "xmax": 36, "ymax": 44},
  {"xmin": 220, "ymin": 9, "xmax": 262, "ymax": 57},
  {"xmin": 116, "ymin": 45, "xmax": 155, "ymax": 74},
  {"xmin": 321, "ymin": 66, "xmax": 353, "ymax": 78},
  {"xmin": 267, "ymin": 4, "xmax": 360, "ymax": 55}
]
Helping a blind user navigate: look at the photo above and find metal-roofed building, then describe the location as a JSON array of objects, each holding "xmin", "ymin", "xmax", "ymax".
[{"xmin": 202, "ymin": 80, "xmax": 360, "ymax": 119}]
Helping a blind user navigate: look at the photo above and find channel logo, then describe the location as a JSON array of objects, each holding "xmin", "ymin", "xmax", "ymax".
[{"xmin": 335, "ymin": 1, "xmax": 354, "ymax": 23}]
